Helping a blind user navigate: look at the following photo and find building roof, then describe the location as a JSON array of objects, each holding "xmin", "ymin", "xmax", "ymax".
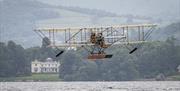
[
  {"xmin": 46, "ymin": 58, "xmax": 53, "ymax": 62},
  {"xmin": 32, "ymin": 58, "xmax": 59, "ymax": 64}
]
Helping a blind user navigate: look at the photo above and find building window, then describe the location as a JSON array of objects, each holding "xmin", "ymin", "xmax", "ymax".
[
  {"xmin": 52, "ymin": 68, "xmax": 54, "ymax": 72},
  {"xmin": 34, "ymin": 68, "xmax": 38, "ymax": 72},
  {"xmin": 35, "ymin": 64, "xmax": 37, "ymax": 66},
  {"xmin": 49, "ymin": 64, "xmax": 50, "ymax": 67},
  {"xmin": 41, "ymin": 68, "xmax": 44, "ymax": 72},
  {"xmin": 41, "ymin": 64, "xmax": 43, "ymax": 67}
]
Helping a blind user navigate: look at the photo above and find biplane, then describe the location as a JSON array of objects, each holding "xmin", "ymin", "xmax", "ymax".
[{"xmin": 34, "ymin": 24, "xmax": 157, "ymax": 60}]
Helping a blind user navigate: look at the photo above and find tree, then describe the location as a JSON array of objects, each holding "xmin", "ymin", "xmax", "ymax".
[
  {"xmin": 39, "ymin": 37, "xmax": 56, "ymax": 60},
  {"xmin": 0, "ymin": 41, "xmax": 31, "ymax": 77},
  {"xmin": 59, "ymin": 50, "xmax": 100, "ymax": 81},
  {"xmin": 99, "ymin": 48, "xmax": 139, "ymax": 81},
  {"xmin": 137, "ymin": 37, "xmax": 180, "ymax": 78},
  {"xmin": 58, "ymin": 36, "xmax": 180, "ymax": 81},
  {"xmin": 59, "ymin": 51, "xmax": 82, "ymax": 80},
  {"xmin": 42, "ymin": 37, "xmax": 51, "ymax": 48}
]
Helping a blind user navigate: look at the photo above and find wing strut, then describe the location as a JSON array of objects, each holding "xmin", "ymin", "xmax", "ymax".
[
  {"xmin": 34, "ymin": 30, "xmax": 65, "ymax": 57},
  {"xmin": 128, "ymin": 26, "xmax": 156, "ymax": 54}
]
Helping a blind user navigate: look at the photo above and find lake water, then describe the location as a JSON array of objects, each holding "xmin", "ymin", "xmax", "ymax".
[{"xmin": 0, "ymin": 81, "xmax": 180, "ymax": 91}]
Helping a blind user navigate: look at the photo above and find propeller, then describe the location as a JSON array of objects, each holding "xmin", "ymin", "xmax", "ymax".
[
  {"xmin": 56, "ymin": 50, "xmax": 64, "ymax": 57},
  {"xmin": 129, "ymin": 47, "xmax": 137, "ymax": 54}
]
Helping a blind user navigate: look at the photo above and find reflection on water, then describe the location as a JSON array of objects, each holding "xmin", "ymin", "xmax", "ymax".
[{"xmin": 0, "ymin": 81, "xmax": 180, "ymax": 91}]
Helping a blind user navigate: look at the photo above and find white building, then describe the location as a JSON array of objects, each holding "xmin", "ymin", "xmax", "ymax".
[{"xmin": 31, "ymin": 58, "xmax": 60, "ymax": 73}]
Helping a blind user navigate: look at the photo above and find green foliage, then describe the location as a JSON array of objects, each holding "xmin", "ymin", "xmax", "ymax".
[
  {"xmin": 169, "ymin": 75, "xmax": 180, "ymax": 81},
  {"xmin": 25, "ymin": 37, "xmax": 56, "ymax": 61},
  {"xmin": 0, "ymin": 73, "xmax": 60, "ymax": 81},
  {"xmin": 0, "ymin": 39, "xmax": 58, "ymax": 78},
  {"xmin": 0, "ymin": 41, "xmax": 31, "ymax": 77},
  {"xmin": 1, "ymin": 37, "xmax": 179, "ymax": 80},
  {"xmin": 58, "ymin": 50, "xmax": 99, "ymax": 81},
  {"xmin": 137, "ymin": 37, "xmax": 180, "ymax": 78},
  {"xmin": 42, "ymin": 37, "xmax": 51, "ymax": 48},
  {"xmin": 59, "ymin": 37, "xmax": 180, "ymax": 81}
]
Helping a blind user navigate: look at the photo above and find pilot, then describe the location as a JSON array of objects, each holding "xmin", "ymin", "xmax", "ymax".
[
  {"xmin": 90, "ymin": 32, "xmax": 96, "ymax": 43},
  {"xmin": 96, "ymin": 33, "xmax": 104, "ymax": 46}
]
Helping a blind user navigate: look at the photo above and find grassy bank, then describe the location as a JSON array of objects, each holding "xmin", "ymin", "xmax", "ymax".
[
  {"xmin": 1, "ymin": 73, "xmax": 180, "ymax": 81},
  {"xmin": 168, "ymin": 74, "xmax": 180, "ymax": 81},
  {"xmin": 0, "ymin": 73, "xmax": 61, "ymax": 82}
]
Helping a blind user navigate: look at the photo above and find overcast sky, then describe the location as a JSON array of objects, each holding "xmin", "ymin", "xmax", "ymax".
[{"xmin": 37, "ymin": 0, "xmax": 180, "ymax": 17}]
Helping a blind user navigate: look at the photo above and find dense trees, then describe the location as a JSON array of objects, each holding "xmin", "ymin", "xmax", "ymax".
[
  {"xmin": 25, "ymin": 37, "xmax": 56, "ymax": 62},
  {"xmin": 137, "ymin": 37, "xmax": 180, "ymax": 78},
  {"xmin": 59, "ymin": 37, "xmax": 180, "ymax": 81},
  {"xmin": 59, "ymin": 22, "xmax": 180, "ymax": 81},
  {"xmin": 0, "ymin": 41, "xmax": 31, "ymax": 77},
  {"xmin": 0, "ymin": 38, "xmax": 57, "ymax": 77},
  {"xmin": 59, "ymin": 51, "xmax": 99, "ymax": 81},
  {"xmin": 0, "ymin": 37, "xmax": 179, "ymax": 80},
  {"xmin": 0, "ymin": 35, "xmax": 179, "ymax": 81}
]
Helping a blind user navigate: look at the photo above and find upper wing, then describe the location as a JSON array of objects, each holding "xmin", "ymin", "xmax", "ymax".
[
  {"xmin": 36, "ymin": 24, "xmax": 156, "ymax": 32},
  {"xmin": 34, "ymin": 24, "xmax": 157, "ymax": 48}
]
